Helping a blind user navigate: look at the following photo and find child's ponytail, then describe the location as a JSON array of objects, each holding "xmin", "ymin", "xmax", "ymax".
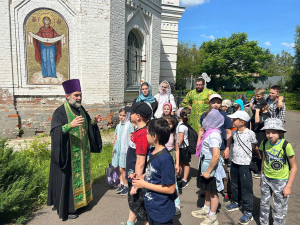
[{"xmin": 180, "ymin": 109, "xmax": 189, "ymax": 127}]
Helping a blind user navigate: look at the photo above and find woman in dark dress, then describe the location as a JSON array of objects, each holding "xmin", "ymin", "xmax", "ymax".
[{"xmin": 133, "ymin": 82, "xmax": 158, "ymax": 117}]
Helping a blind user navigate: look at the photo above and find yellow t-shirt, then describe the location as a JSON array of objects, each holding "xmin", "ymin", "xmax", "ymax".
[{"xmin": 259, "ymin": 139, "xmax": 294, "ymax": 180}]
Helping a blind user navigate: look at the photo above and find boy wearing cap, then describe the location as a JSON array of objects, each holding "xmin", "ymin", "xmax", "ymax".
[
  {"xmin": 221, "ymin": 99, "xmax": 232, "ymax": 114},
  {"xmin": 225, "ymin": 111, "xmax": 258, "ymax": 225},
  {"xmin": 252, "ymin": 99, "xmax": 271, "ymax": 178},
  {"xmin": 259, "ymin": 118, "xmax": 297, "ymax": 225},
  {"xmin": 125, "ymin": 102, "xmax": 152, "ymax": 225}
]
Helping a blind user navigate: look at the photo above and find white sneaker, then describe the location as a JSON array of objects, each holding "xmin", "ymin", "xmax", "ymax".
[
  {"xmin": 191, "ymin": 208, "xmax": 208, "ymax": 218},
  {"xmin": 200, "ymin": 215, "xmax": 219, "ymax": 225}
]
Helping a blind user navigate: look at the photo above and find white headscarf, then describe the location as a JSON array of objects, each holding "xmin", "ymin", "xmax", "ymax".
[
  {"xmin": 116, "ymin": 107, "xmax": 132, "ymax": 154},
  {"xmin": 158, "ymin": 80, "xmax": 171, "ymax": 102}
]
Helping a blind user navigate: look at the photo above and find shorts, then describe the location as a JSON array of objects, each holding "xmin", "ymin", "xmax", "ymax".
[
  {"xmin": 197, "ymin": 162, "xmax": 217, "ymax": 193},
  {"xmin": 179, "ymin": 147, "xmax": 191, "ymax": 163},
  {"xmin": 128, "ymin": 182, "xmax": 148, "ymax": 223},
  {"xmin": 147, "ymin": 212, "xmax": 173, "ymax": 225}
]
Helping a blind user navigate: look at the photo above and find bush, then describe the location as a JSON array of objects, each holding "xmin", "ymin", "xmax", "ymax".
[
  {"xmin": 0, "ymin": 139, "xmax": 50, "ymax": 224},
  {"xmin": 0, "ymin": 138, "xmax": 112, "ymax": 224}
]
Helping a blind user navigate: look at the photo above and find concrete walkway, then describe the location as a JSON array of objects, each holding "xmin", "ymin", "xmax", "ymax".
[{"xmin": 25, "ymin": 111, "xmax": 300, "ymax": 225}]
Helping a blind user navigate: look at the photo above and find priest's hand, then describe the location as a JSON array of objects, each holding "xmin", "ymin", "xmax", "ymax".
[
  {"xmin": 71, "ymin": 116, "xmax": 84, "ymax": 128},
  {"xmin": 94, "ymin": 114, "xmax": 102, "ymax": 123}
]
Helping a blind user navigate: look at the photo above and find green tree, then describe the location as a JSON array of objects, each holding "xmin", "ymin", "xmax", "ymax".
[
  {"xmin": 197, "ymin": 33, "xmax": 272, "ymax": 84},
  {"xmin": 289, "ymin": 25, "xmax": 300, "ymax": 91},
  {"xmin": 176, "ymin": 41, "xmax": 203, "ymax": 90},
  {"xmin": 263, "ymin": 50, "xmax": 294, "ymax": 78}
]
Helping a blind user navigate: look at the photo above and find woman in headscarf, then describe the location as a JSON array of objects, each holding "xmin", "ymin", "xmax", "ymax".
[
  {"xmin": 154, "ymin": 80, "xmax": 176, "ymax": 118},
  {"xmin": 133, "ymin": 82, "xmax": 158, "ymax": 116}
]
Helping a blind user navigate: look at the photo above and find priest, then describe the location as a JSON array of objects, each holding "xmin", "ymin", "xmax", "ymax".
[{"xmin": 47, "ymin": 79, "xmax": 102, "ymax": 220}]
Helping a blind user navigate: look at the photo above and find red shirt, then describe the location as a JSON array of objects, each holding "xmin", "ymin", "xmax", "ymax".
[{"xmin": 131, "ymin": 128, "xmax": 149, "ymax": 155}]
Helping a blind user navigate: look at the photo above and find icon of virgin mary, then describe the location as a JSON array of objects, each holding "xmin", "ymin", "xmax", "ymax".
[{"xmin": 28, "ymin": 14, "xmax": 65, "ymax": 78}]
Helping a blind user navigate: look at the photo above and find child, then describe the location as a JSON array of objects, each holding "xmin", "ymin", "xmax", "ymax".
[
  {"xmin": 221, "ymin": 99, "xmax": 232, "ymax": 114},
  {"xmin": 233, "ymin": 99, "xmax": 252, "ymax": 130},
  {"xmin": 192, "ymin": 109, "xmax": 225, "ymax": 225},
  {"xmin": 252, "ymin": 99, "xmax": 271, "ymax": 179},
  {"xmin": 226, "ymin": 111, "xmax": 258, "ymax": 225},
  {"xmin": 112, "ymin": 106, "xmax": 135, "ymax": 195},
  {"xmin": 249, "ymin": 86, "xmax": 284, "ymax": 112},
  {"xmin": 198, "ymin": 94, "xmax": 233, "ymax": 202},
  {"xmin": 267, "ymin": 85, "xmax": 286, "ymax": 123},
  {"xmin": 176, "ymin": 107, "xmax": 190, "ymax": 189},
  {"xmin": 162, "ymin": 103, "xmax": 178, "ymax": 123},
  {"xmin": 132, "ymin": 118, "xmax": 176, "ymax": 225},
  {"xmin": 162, "ymin": 103, "xmax": 172, "ymax": 116},
  {"xmin": 125, "ymin": 102, "xmax": 152, "ymax": 225},
  {"xmin": 164, "ymin": 116, "xmax": 181, "ymax": 215},
  {"xmin": 259, "ymin": 118, "xmax": 297, "ymax": 225}
]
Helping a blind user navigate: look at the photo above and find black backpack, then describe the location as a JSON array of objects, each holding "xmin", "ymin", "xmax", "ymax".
[
  {"xmin": 263, "ymin": 139, "xmax": 290, "ymax": 169},
  {"xmin": 180, "ymin": 124, "xmax": 198, "ymax": 154}
]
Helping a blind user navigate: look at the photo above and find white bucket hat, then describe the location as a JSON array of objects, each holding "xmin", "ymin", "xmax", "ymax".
[{"xmin": 261, "ymin": 118, "xmax": 286, "ymax": 133}]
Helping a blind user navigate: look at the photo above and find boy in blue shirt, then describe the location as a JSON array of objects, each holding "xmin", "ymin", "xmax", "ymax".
[{"xmin": 132, "ymin": 118, "xmax": 176, "ymax": 225}]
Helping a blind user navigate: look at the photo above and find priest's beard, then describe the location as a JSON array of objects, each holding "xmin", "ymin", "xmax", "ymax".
[{"xmin": 68, "ymin": 97, "xmax": 81, "ymax": 108}]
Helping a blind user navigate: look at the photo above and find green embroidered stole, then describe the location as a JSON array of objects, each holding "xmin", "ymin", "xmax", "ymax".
[{"xmin": 64, "ymin": 102, "xmax": 93, "ymax": 210}]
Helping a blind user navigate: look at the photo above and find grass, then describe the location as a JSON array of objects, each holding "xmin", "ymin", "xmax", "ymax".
[{"xmin": 91, "ymin": 144, "xmax": 113, "ymax": 183}]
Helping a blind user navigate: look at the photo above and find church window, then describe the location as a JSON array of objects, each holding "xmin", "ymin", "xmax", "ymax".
[{"xmin": 127, "ymin": 29, "xmax": 142, "ymax": 87}]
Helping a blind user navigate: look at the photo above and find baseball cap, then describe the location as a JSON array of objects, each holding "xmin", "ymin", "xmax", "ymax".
[
  {"xmin": 209, "ymin": 94, "xmax": 222, "ymax": 102},
  {"xmin": 227, "ymin": 110, "xmax": 250, "ymax": 122},
  {"xmin": 131, "ymin": 102, "xmax": 152, "ymax": 119},
  {"xmin": 255, "ymin": 98, "xmax": 268, "ymax": 109},
  {"xmin": 222, "ymin": 99, "xmax": 232, "ymax": 108}
]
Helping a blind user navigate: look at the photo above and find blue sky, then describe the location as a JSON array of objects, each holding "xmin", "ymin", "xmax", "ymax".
[{"xmin": 178, "ymin": 0, "xmax": 300, "ymax": 55}]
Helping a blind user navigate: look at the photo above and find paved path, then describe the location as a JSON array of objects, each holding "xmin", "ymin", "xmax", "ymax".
[{"xmin": 26, "ymin": 111, "xmax": 300, "ymax": 225}]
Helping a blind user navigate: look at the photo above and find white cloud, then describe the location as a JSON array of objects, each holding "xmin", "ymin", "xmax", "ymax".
[
  {"xmin": 180, "ymin": 0, "xmax": 209, "ymax": 7},
  {"xmin": 264, "ymin": 41, "xmax": 271, "ymax": 46},
  {"xmin": 225, "ymin": 30, "xmax": 228, "ymax": 34},
  {"xmin": 215, "ymin": 30, "xmax": 218, "ymax": 33},
  {"xmin": 201, "ymin": 34, "xmax": 215, "ymax": 39},
  {"xmin": 281, "ymin": 42, "xmax": 295, "ymax": 48}
]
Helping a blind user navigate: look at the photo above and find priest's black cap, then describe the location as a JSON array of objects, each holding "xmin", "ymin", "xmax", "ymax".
[{"xmin": 131, "ymin": 102, "xmax": 152, "ymax": 119}]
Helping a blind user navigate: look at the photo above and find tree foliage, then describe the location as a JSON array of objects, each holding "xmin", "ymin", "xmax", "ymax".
[
  {"xmin": 176, "ymin": 41, "xmax": 203, "ymax": 90},
  {"xmin": 287, "ymin": 25, "xmax": 300, "ymax": 91},
  {"xmin": 263, "ymin": 50, "xmax": 294, "ymax": 77},
  {"xmin": 197, "ymin": 32, "xmax": 272, "ymax": 84}
]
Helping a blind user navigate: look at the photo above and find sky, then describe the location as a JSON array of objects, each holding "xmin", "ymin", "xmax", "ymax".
[{"xmin": 178, "ymin": 0, "xmax": 300, "ymax": 55}]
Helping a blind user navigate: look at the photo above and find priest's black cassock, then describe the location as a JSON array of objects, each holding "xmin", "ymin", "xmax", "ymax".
[{"xmin": 47, "ymin": 103, "xmax": 102, "ymax": 220}]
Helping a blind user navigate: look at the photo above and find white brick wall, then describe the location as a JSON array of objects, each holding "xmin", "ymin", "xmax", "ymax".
[
  {"xmin": 0, "ymin": 0, "xmax": 183, "ymax": 104},
  {"xmin": 109, "ymin": 0, "xmax": 126, "ymax": 104},
  {"xmin": 0, "ymin": 0, "xmax": 13, "ymax": 88}
]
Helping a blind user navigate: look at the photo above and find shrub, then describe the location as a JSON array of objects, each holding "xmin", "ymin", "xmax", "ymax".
[
  {"xmin": 0, "ymin": 138, "xmax": 112, "ymax": 224},
  {"xmin": 0, "ymin": 139, "xmax": 50, "ymax": 224}
]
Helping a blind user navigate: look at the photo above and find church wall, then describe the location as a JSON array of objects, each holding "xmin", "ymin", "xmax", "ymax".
[
  {"xmin": 124, "ymin": 0, "xmax": 161, "ymax": 102},
  {"xmin": 160, "ymin": 3, "xmax": 184, "ymax": 85},
  {"xmin": 0, "ymin": 0, "xmax": 120, "ymax": 138},
  {"xmin": 109, "ymin": 0, "xmax": 126, "ymax": 104},
  {"xmin": 0, "ymin": 0, "xmax": 184, "ymax": 138}
]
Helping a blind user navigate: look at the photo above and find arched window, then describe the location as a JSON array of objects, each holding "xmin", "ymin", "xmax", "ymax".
[{"xmin": 127, "ymin": 29, "xmax": 142, "ymax": 87}]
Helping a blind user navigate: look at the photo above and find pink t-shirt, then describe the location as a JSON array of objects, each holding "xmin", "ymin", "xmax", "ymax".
[{"xmin": 165, "ymin": 133, "xmax": 176, "ymax": 151}]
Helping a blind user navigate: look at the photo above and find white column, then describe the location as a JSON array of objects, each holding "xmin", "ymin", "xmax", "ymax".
[{"xmin": 160, "ymin": 1, "xmax": 184, "ymax": 84}]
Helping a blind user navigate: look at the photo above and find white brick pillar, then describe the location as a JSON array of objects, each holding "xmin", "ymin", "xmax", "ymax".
[{"xmin": 160, "ymin": 1, "xmax": 184, "ymax": 84}]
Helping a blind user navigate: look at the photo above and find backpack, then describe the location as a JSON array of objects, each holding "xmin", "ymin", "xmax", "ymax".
[
  {"xmin": 105, "ymin": 163, "xmax": 120, "ymax": 187},
  {"xmin": 180, "ymin": 124, "xmax": 198, "ymax": 154},
  {"xmin": 263, "ymin": 139, "xmax": 290, "ymax": 170}
]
